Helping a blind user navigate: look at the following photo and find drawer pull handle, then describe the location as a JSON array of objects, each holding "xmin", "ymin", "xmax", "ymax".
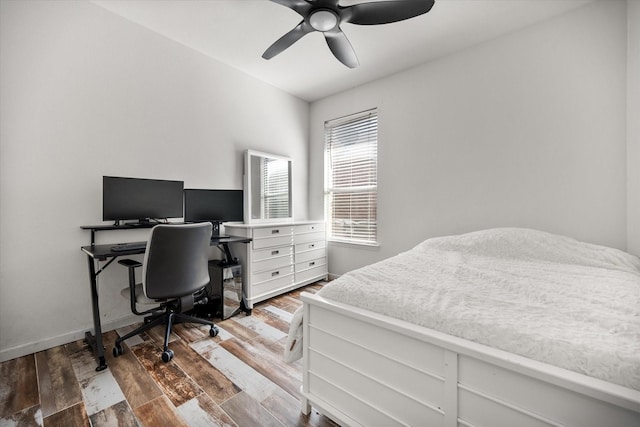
[
  {"xmin": 272, "ymin": 229, "xmax": 280, "ymax": 234},
  {"xmin": 271, "ymin": 250, "xmax": 280, "ymax": 255},
  {"xmin": 309, "ymin": 244, "xmax": 315, "ymax": 248},
  {"xmin": 272, "ymin": 271, "xmax": 280, "ymax": 277},
  {"xmin": 309, "ymin": 262, "xmax": 315, "ymax": 266}
]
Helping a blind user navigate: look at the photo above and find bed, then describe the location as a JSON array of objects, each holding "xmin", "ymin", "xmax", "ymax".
[{"xmin": 286, "ymin": 228, "xmax": 640, "ymax": 427}]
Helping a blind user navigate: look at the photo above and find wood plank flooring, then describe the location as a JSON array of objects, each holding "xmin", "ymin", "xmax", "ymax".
[{"xmin": 0, "ymin": 282, "xmax": 339, "ymax": 427}]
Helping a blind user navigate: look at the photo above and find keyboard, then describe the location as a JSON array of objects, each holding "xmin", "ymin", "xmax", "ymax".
[{"xmin": 111, "ymin": 242, "xmax": 147, "ymax": 252}]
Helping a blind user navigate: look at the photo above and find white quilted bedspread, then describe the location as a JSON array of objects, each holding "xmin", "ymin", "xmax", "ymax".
[{"xmin": 317, "ymin": 228, "xmax": 640, "ymax": 391}]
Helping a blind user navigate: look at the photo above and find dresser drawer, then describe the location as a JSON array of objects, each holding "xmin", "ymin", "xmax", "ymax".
[
  {"xmin": 253, "ymin": 255, "xmax": 293, "ymax": 274},
  {"xmin": 295, "ymin": 257, "xmax": 326, "ymax": 273},
  {"xmin": 294, "ymin": 223, "xmax": 325, "ymax": 234},
  {"xmin": 296, "ymin": 264, "xmax": 327, "ymax": 284},
  {"xmin": 253, "ymin": 234, "xmax": 293, "ymax": 250},
  {"xmin": 253, "ymin": 273, "xmax": 295, "ymax": 297},
  {"xmin": 295, "ymin": 240, "xmax": 326, "ymax": 254},
  {"xmin": 294, "ymin": 231, "xmax": 325, "ymax": 245},
  {"xmin": 295, "ymin": 248, "xmax": 326, "ymax": 264},
  {"xmin": 253, "ymin": 245, "xmax": 294, "ymax": 262},
  {"xmin": 253, "ymin": 226, "xmax": 293, "ymax": 239},
  {"xmin": 253, "ymin": 265, "xmax": 295, "ymax": 285}
]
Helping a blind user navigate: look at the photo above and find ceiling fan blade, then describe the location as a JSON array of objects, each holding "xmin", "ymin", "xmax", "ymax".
[
  {"xmin": 324, "ymin": 28, "xmax": 359, "ymax": 68},
  {"xmin": 268, "ymin": 0, "xmax": 313, "ymax": 17},
  {"xmin": 262, "ymin": 21, "xmax": 314, "ymax": 60},
  {"xmin": 344, "ymin": 0, "xmax": 435, "ymax": 25}
]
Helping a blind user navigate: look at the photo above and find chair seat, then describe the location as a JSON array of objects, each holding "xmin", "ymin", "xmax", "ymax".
[{"xmin": 120, "ymin": 284, "xmax": 161, "ymax": 306}]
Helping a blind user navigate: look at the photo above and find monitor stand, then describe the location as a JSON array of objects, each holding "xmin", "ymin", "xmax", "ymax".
[{"xmin": 211, "ymin": 221, "xmax": 227, "ymax": 237}]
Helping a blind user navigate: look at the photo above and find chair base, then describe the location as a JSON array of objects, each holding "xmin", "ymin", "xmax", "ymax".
[{"xmin": 113, "ymin": 308, "xmax": 218, "ymax": 362}]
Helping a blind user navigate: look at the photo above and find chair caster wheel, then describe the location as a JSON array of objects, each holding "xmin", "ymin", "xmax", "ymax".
[
  {"xmin": 209, "ymin": 326, "xmax": 219, "ymax": 337},
  {"xmin": 161, "ymin": 349, "xmax": 174, "ymax": 363},
  {"xmin": 113, "ymin": 343, "xmax": 124, "ymax": 357}
]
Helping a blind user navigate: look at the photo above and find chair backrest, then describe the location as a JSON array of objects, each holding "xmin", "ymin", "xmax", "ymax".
[{"xmin": 142, "ymin": 223, "xmax": 212, "ymax": 300}]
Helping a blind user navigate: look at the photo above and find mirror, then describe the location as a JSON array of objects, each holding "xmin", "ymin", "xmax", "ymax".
[{"xmin": 244, "ymin": 150, "xmax": 293, "ymax": 223}]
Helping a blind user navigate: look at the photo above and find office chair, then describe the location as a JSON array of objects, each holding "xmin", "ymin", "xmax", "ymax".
[{"xmin": 112, "ymin": 222, "xmax": 218, "ymax": 362}]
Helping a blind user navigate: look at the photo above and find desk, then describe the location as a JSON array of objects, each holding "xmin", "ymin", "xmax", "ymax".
[{"xmin": 81, "ymin": 229, "xmax": 251, "ymax": 371}]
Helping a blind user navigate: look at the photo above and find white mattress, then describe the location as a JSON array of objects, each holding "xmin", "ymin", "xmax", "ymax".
[{"xmin": 317, "ymin": 228, "xmax": 640, "ymax": 391}]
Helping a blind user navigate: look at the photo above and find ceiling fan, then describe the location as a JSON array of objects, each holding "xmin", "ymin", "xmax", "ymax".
[{"xmin": 262, "ymin": 0, "xmax": 436, "ymax": 68}]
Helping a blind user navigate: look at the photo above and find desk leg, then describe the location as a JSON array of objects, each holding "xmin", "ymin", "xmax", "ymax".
[
  {"xmin": 221, "ymin": 243, "xmax": 234, "ymax": 264},
  {"xmin": 85, "ymin": 255, "xmax": 107, "ymax": 371}
]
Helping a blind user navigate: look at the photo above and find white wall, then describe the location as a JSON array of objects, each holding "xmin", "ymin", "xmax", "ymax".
[
  {"xmin": 0, "ymin": 0, "xmax": 309, "ymax": 361},
  {"xmin": 627, "ymin": 0, "xmax": 640, "ymax": 255},
  {"xmin": 310, "ymin": 0, "xmax": 629, "ymax": 275}
]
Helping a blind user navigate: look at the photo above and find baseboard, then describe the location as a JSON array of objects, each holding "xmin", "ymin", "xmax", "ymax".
[
  {"xmin": 327, "ymin": 273, "xmax": 340, "ymax": 281},
  {"xmin": 0, "ymin": 314, "xmax": 139, "ymax": 363},
  {"xmin": 0, "ymin": 276, "xmax": 338, "ymax": 363}
]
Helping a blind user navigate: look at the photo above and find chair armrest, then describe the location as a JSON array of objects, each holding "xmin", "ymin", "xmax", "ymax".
[
  {"xmin": 118, "ymin": 259, "xmax": 142, "ymax": 269},
  {"xmin": 118, "ymin": 258, "xmax": 147, "ymax": 314}
]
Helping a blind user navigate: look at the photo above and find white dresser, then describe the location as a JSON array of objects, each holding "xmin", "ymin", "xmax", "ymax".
[{"xmin": 225, "ymin": 221, "xmax": 327, "ymax": 310}]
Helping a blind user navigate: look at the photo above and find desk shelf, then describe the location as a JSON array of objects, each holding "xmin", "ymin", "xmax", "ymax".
[{"xmin": 81, "ymin": 223, "xmax": 161, "ymax": 246}]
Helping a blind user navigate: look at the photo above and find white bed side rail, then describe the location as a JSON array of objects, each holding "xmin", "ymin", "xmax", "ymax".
[{"xmin": 300, "ymin": 292, "xmax": 640, "ymax": 427}]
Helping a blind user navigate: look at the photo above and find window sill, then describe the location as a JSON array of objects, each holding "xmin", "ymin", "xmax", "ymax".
[{"xmin": 328, "ymin": 238, "xmax": 380, "ymax": 248}]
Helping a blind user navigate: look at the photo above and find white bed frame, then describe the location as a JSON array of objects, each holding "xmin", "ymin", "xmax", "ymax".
[{"xmin": 300, "ymin": 292, "xmax": 640, "ymax": 427}]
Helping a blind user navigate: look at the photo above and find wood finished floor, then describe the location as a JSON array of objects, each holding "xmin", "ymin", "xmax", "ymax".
[{"xmin": 0, "ymin": 282, "xmax": 339, "ymax": 427}]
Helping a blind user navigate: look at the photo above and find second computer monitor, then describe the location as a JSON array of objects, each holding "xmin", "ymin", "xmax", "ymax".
[{"xmin": 184, "ymin": 189, "xmax": 244, "ymax": 234}]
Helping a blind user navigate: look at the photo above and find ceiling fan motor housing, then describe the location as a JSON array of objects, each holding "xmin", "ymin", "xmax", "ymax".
[{"xmin": 308, "ymin": 9, "xmax": 340, "ymax": 32}]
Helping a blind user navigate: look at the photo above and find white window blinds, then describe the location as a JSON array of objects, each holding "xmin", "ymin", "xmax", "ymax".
[
  {"xmin": 261, "ymin": 157, "xmax": 290, "ymax": 219},
  {"xmin": 324, "ymin": 109, "xmax": 378, "ymax": 244}
]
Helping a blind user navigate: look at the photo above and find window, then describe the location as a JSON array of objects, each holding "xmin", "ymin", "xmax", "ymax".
[{"xmin": 324, "ymin": 109, "xmax": 378, "ymax": 245}]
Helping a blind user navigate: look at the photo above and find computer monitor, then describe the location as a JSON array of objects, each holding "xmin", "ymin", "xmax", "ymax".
[
  {"xmin": 103, "ymin": 176, "xmax": 184, "ymax": 225},
  {"xmin": 184, "ymin": 189, "xmax": 244, "ymax": 235}
]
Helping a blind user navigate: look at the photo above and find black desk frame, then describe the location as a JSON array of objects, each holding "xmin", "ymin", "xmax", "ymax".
[{"xmin": 81, "ymin": 224, "xmax": 250, "ymax": 371}]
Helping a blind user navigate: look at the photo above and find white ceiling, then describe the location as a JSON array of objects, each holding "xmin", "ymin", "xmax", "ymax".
[{"xmin": 91, "ymin": 0, "xmax": 594, "ymax": 102}]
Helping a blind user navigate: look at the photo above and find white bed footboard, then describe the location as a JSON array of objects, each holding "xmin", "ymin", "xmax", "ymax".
[{"xmin": 300, "ymin": 292, "xmax": 640, "ymax": 427}]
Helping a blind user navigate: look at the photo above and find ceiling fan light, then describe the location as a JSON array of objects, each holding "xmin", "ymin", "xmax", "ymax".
[{"xmin": 309, "ymin": 10, "xmax": 338, "ymax": 32}]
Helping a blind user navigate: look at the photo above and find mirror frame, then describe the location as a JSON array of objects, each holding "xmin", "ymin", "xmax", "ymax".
[{"xmin": 244, "ymin": 149, "xmax": 293, "ymax": 224}]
